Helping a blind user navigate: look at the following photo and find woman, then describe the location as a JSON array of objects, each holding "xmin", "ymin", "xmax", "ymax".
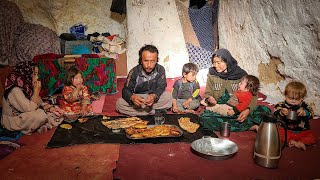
[
  {"xmin": 1, "ymin": 61, "xmax": 64, "ymax": 134},
  {"xmin": 200, "ymin": 48, "xmax": 270, "ymax": 132}
]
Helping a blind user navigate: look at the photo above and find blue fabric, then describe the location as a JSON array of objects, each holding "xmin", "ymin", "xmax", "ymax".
[
  {"xmin": 189, "ymin": 4, "xmax": 214, "ymax": 52},
  {"xmin": 71, "ymin": 45, "xmax": 91, "ymax": 54},
  {"xmin": 70, "ymin": 23, "xmax": 87, "ymax": 40},
  {"xmin": 186, "ymin": 43, "xmax": 213, "ymax": 70},
  {"xmin": 0, "ymin": 127, "xmax": 23, "ymax": 141}
]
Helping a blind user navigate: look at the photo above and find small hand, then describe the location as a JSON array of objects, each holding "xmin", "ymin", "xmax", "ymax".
[
  {"xmin": 51, "ymin": 107, "xmax": 64, "ymax": 117},
  {"xmin": 182, "ymin": 100, "xmax": 191, "ymax": 109},
  {"xmin": 237, "ymin": 109, "xmax": 250, "ymax": 122},
  {"xmin": 227, "ymin": 109, "xmax": 235, "ymax": 116},
  {"xmin": 172, "ymin": 105, "xmax": 179, "ymax": 113},
  {"xmin": 281, "ymin": 108, "xmax": 289, "ymax": 116},
  {"xmin": 33, "ymin": 80, "xmax": 41, "ymax": 94},
  {"xmin": 76, "ymin": 84, "xmax": 84, "ymax": 91},
  {"xmin": 297, "ymin": 108, "xmax": 306, "ymax": 116},
  {"xmin": 207, "ymin": 96, "xmax": 217, "ymax": 105}
]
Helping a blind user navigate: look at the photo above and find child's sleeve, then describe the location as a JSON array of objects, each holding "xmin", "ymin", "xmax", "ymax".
[
  {"xmin": 191, "ymin": 80, "xmax": 201, "ymax": 99},
  {"xmin": 172, "ymin": 80, "xmax": 179, "ymax": 99},
  {"xmin": 81, "ymin": 86, "xmax": 91, "ymax": 105},
  {"xmin": 274, "ymin": 102, "xmax": 286, "ymax": 118},
  {"xmin": 301, "ymin": 102, "xmax": 314, "ymax": 119},
  {"xmin": 235, "ymin": 92, "xmax": 252, "ymax": 112}
]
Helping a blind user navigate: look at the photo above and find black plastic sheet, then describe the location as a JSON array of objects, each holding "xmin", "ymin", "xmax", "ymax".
[{"xmin": 47, "ymin": 114, "xmax": 218, "ymax": 148}]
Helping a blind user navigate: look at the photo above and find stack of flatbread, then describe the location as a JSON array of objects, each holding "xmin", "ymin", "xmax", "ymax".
[
  {"xmin": 178, "ymin": 117, "xmax": 200, "ymax": 133},
  {"xmin": 101, "ymin": 117, "xmax": 148, "ymax": 129}
]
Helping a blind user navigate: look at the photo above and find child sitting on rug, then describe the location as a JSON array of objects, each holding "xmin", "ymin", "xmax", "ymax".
[
  {"xmin": 274, "ymin": 81, "xmax": 316, "ymax": 150},
  {"xmin": 172, "ymin": 63, "xmax": 201, "ymax": 114},
  {"xmin": 201, "ymin": 75, "xmax": 260, "ymax": 117},
  {"xmin": 60, "ymin": 66, "xmax": 93, "ymax": 115}
]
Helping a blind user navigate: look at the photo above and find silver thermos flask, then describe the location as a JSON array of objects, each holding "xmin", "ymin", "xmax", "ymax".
[{"xmin": 253, "ymin": 113, "xmax": 287, "ymax": 168}]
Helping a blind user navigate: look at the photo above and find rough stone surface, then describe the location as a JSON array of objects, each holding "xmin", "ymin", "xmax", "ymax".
[
  {"xmin": 218, "ymin": 0, "xmax": 320, "ymax": 114},
  {"xmin": 11, "ymin": 0, "xmax": 126, "ymax": 38},
  {"xmin": 126, "ymin": 0, "xmax": 189, "ymax": 78}
]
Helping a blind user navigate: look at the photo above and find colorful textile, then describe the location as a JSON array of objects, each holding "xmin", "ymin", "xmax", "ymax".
[
  {"xmin": 279, "ymin": 128, "xmax": 317, "ymax": 145},
  {"xmin": 37, "ymin": 59, "xmax": 65, "ymax": 97},
  {"xmin": 188, "ymin": 4, "xmax": 214, "ymax": 52},
  {"xmin": 75, "ymin": 57, "xmax": 117, "ymax": 94},
  {"xmin": 34, "ymin": 54, "xmax": 115, "ymax": 96},
  {"xmin": 200, "ymin": 105, "xmax": 271, "ymax": 132},
  {"xmin": 60, "ymin": 85, "xmax": 93, "ymax": 114},
  {"xmin": 4, "ymin": 61, "xmax": 34, "ymax": 100},
  {"xmin": 186, "ymin": 43, "xmax": 213, "ymax": 70}
]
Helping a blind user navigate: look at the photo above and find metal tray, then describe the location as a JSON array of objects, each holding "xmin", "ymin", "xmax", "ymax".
[
  {"xmin": 191, "ymin": 137, "xmax": 238, "ymax": 160},
  {"xmin": 126, "ymin": 125, "xmax": 183, "ymax": 139}
]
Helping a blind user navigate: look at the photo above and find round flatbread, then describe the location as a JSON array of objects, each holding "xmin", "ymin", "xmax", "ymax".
[{"xmin": 60, "ymin": 124, "xmax": 72, "ymax": 130}]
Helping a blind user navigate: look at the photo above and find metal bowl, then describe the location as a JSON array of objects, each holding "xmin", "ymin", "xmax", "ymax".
[{"xmin": 191, "ymin": 137, "xmax": 238, "ymax": 160}]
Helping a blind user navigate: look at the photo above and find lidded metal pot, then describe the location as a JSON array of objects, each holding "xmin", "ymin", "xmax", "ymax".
[{"xmin": 253, "ymin": 113, "xmax": 287, "ymax": 169}]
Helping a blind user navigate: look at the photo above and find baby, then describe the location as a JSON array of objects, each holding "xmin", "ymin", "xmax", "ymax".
[
  {"xmin": 203, "ymin": 75, "xmax": 260, "ymax": 117},
  {"xmin": 274, "ymin": 81, "xmax": 316, "ymax": 150}
]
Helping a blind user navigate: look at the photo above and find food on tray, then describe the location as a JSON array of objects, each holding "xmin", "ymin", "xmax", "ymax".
[
  {"xmin": 125, "ymin": 125, "xmax": 182, "ymax": 139},
  {"xmin": 178, "ymin": 117, "xmax": 200, "ymax": 133},
  {"xmin": 133, "ymin": 123, "xmax": 148, "ymax": 129},
  {"xmin": 101, "ymin": 117, "xmax": 149, "ymax": 129},
  {"xmin": 78, "ymin": 118, "xmax": 88, "ymax": 123},
  {"xmin": 103, "ymin": 115, "xmax": 110, "ymax": 120},
  {"xmin": 60, "ymin": 124, "xmax": 72, "ymax": 130}
]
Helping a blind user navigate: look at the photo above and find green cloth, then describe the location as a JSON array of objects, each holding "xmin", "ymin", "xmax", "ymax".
[
  {"xmin": 200, "ymin": 105, "xmax": 271, "ymax": 132},
  {"xmin": 200, "ymin": 89, "xmax": 271, "ymax": 132}
]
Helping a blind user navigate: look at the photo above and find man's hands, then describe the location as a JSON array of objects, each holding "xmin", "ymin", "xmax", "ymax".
[{"xmin": 131, "ymin": 94, "xmax": 156, "ymax": 108}]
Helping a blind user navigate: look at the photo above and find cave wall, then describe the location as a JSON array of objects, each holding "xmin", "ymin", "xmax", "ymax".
[
  {"xmin": 218, "ymin": 0, "xmax": 320, "ymax": 114},
  {"xmin": 10, "ymin": 0, "xmax": 126, "ymax": 38},
  {"xmin": 126, "ymin": 0, "xmax": 189, "ymax": 78}
]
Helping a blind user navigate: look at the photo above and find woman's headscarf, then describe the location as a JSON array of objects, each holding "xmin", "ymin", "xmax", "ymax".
[
  {"xmin": 209, "ymin": 48, "xmax": 247, "ymax": 80},
  {"xmin": 4, "ymin": 61, "xmax": 35, "ymax": 100}
]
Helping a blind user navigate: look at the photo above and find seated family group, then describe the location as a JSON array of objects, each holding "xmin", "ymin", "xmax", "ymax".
[{"xmin": 1, "ymin": 45, "xmax": 316, "ymax": 150}]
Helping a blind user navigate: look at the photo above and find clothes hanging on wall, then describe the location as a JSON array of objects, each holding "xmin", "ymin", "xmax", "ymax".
[{"xmin": 110, "ymin": 0, "xmax": 127, "ymax": 15}]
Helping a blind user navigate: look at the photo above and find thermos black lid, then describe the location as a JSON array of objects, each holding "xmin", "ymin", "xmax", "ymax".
[{"xmin": 260, "ymin": 113, "xmax": 278, "ymax": 123}]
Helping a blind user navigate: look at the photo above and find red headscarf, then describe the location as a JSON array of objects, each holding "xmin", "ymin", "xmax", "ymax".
[{"xmin": 4, "ymin": 61, "xmax": 35, "ymax": 100}]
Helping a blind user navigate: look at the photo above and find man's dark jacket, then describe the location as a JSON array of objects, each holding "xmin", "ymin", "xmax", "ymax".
[{"xmin": 122, "ymin": 64, "xmax": 167, "ymax": 105}]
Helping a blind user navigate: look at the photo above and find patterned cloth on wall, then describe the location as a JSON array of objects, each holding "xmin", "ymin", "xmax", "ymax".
[
  {"xmin": 188, "ymin": 3, "xmax": 214, "ymax": 52},
  {"xmin": 75, "ymin": 57, "xmax": 117, "ymax": 94},
  {"xmin": 186, "ymin": 43, "xmax": 213, "ymax": 70},
  {"xmin": 35, "ymin": 54, "xmax": 117, "ymax": 97},
  {"xmin": 37, "ymin": 59, "xmax": 65, "ymax": 97}
]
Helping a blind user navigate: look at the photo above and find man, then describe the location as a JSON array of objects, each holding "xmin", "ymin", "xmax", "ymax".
[{"xmin": 116, "ymin": 44, "xmax": 172, "ymax": 116}]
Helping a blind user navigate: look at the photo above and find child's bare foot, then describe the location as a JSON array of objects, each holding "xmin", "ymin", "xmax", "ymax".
[
  {"xmin": 249, "ymin": 125, "xmax": 259, "ymax": 132},
  {"xmin": 289, "ymin": 140, "xmax": 306, "ymax": 150},
  {"xmin": 37, "ymin": 125, "xmax": 48, "ymax": 134},
  {"xmin": 184, "ymin": 109, "xmax": 195, "ymax": 114}
]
